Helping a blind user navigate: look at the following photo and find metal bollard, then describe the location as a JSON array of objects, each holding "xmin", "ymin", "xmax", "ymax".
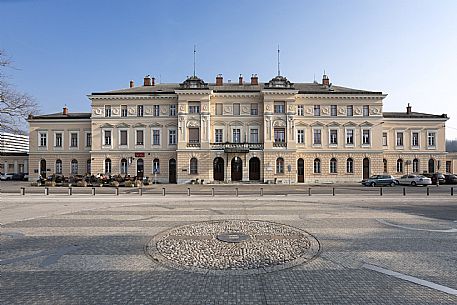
[
  {"xmin": 380, "ymin": 187, "xmax": 383, "ymax": 196},
  {"xmin": 187, "ymin": 188, "xmax": 191, "ymax": 196},
  {"xmin": 235, "ymin": 187, "xmax": 239, "ymax": 197},
  {"xmin": 20, "ymin": 187, "xmax": 25, "ymax": 195},
  {"xmin": 332, "ymin": 187, "xmax": 335, "ymax": 196},
  {"xmin": 427, "ymin": 187, "xmax": 430, "ymax": 196},
  {"xmin": 45, "ymin": 187, "xmax": 49, "ymax": 196},
  {"xmin": 139, "ymin": 188, "xmax": 143, "ymax": 196},
  {"xmin": 308, "ymin": 187, "xmax": 311, "ymax": 196},
  {"xmin": 68, "ymin": 187, "xmax": 72, "ymax": 196},
  {"xmin": 403, "ymin": 187, "xmax": 406, "ymax": 196},
  {"xmin": 260, "ymin": 187, "xmax": 263, "ymax": 196},
  {"xmin": 162, "ymin": 187, "xmax": 166, "ymax": 196},
  {"xmin": 211, "ymin": 187, "xmax": 215, "ymax": 197},
  {"xmin": 92, "ymin": 187, "xmax": 96, "ymax": 196},
  {"xmin": 115, "ymin": 187, "xmax": 119, "ymax": 196},
  {"xmin": 451, "ymin": 187, "xmax": 454, "ymax": 196}
]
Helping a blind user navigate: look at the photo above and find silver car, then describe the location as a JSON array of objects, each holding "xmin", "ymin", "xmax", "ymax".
[{"xmin": 397, "ymin": 174, "xmax": 432, "ymax": 186}]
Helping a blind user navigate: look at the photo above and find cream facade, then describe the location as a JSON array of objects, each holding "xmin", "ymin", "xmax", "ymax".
[{"xmin": 28, "ymin": 73, "xmax": 449, "ymax": 183}]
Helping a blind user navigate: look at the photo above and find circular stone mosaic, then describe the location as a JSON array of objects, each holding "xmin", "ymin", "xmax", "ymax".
[{"xmin": 145, "ymin": 220, "xmax": 320, "ymax": 275}]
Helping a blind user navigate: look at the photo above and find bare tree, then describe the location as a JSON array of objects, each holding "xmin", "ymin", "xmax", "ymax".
[{"xmin": 0, "ymin": 50, "xmax": 39, "ymax": 134}]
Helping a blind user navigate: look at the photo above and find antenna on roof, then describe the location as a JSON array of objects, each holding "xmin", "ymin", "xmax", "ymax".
[
  {"xmin": 313, "ymin": 73, "xmax": 316, "ymax": 83},
  {"xmin": 277, "ymin": 44, "xmax": 280, "ymax": 76},
  {"xmin": 193, "ymin": 45, "xmax": 196, "ymax": 77}
]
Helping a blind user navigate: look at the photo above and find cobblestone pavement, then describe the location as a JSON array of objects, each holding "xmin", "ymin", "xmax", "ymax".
[{"xmin": 1, "ymin": 194, "xmax": 457, "ymax": 304}]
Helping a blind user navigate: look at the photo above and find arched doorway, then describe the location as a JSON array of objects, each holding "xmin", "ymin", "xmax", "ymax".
[
  {"xmin": 363, "ymin": 158, "xmax": 370, "ymax": 179},
  {"xmin": 249, "ymin": 157, "xmax": 261, "ymax": 181},
  {"xmin": 168, "ymin": 159, "xmax": 176, "ymax": 183},
  {"xmin": 40, "ymin": 159, "xmax": 47, "ymax": 178},
  {"xmin": 213, "ymin": 157, "xmax": 224, "ymax": 181},
  {"xmin": 428, "ymin": 158, "xmax": 435, "ymax": 173},
  {"xmin": 231, "ymin": 157, "xmax": 243, "ymax": 181},
  {"xmin": 137, "ymin": 158, "xmax": 144, "ymax": 179},
  {"xmin": 297, "ymin": 158, "xmax": 304, "ymax": 183}
]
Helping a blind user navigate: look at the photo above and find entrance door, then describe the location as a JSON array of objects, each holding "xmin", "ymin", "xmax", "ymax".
[
  {"xmin": 297, "ymin": 158, "xmax": 304, "ymax": 183},
  {"xmin": 213, "ymin": 157, "xmax": 224, "ymax": 181},
  {"xmin": 231, "ymin": 157, "xmax": 243, "ymax": 181},
  {"xmin": 428, "ymin": 159, "xmax": 435, "ymax": 173},
  {"xmin": 249, "ymin": 157, "xmax": 260, "ymax": 181},
  {"xmin": 363, "ymin": 158, "xmax": 370, "ymax": 179},
  {"xmin": 169, "ymin": 159, "xmax": 176, "ymax": 183},
  {"xmin": 137, "ymin": 158, "xmax": 144, "ymax": 179},
  {"xmin": 40, "ymin": 159, "xmax": 47, "ymax": 178}
]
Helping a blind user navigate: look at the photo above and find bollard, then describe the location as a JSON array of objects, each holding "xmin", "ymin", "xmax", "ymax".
[
  {"xmin": 403, "ymin": 187, "xmax": 406, "ymax": 196},
  {"xmin": 20, "ymin": 187, "xmax": 25, "ymax": 195},
  {"xmin": 162, "ymin": 187, "xmax": 166, "ymax": 196},
  {"xmin": 380, "ymin": 187, "xmax": 383, "ymax": 196},
  {"xmin": 139, "ymin": 188, "xmax": 143, "ymax": 196},
  {"xmin": 308, "ymin": 187, "xmax": 311, "ymax": 196},
  {"xmin": 235, "ymin": 187, "xmax": 239, "ymax": 197},
  {"xmin": 45, "ymin": 187, "xmax": 49, "ymax": 196},
  {"xmin": 260, "ymin": 187, "xmax": 263, "ymax": 196},
  {"xmin": 68, "ymin": 187, "xmax": 72, "ymax": 196},
  {"xmin": 427, "ymin": 187, "xmax": 430, "ymax": 196},
  {"xmin": 92, "ymin": 187, "xmax": 96, "ymax": 196},
  {"xmin": 187, "ymin": 188, "xmax": 191, "ymax": 196},
  {"xmin": 451, "ymin": 187, "xmax": 454, "ymax": 196},
  {"xmin": 115, "ymin": 187, "xmax": 119, "ymax": 196},
  {"xmin": 332, "ymin": 187, "xmax": 335, "ymax": 196},
  {"xmin": 211, "ymin": 187, "xmax": 215, "ymax": 197}
]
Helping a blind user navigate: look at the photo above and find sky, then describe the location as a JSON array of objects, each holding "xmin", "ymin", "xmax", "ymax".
[{"xmin": 1, "ymin": 0, "xmax": 457, "ymax": 139}]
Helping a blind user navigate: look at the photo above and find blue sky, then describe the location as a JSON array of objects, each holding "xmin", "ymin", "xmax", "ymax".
[{"xmin": 1, "ymin": 0, "xmax": 457, "ymax": 139}]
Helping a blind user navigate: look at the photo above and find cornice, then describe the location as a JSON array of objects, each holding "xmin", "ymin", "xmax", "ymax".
[{"xmin": 88, "ymin": 95, "xmax": 176, "ymax": 100}]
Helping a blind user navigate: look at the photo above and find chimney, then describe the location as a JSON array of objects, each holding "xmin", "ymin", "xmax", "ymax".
[
  {"xmin": 151, "ymin": 77, "xmax": 155, "ymax": 86},
  {"xmin": 406, "ymin": 103, "xmax": 412, "ymax": 114},
  {"xmin": 63, "ymin": 106, "xmax": 68, "ymax": 115},
  {"xmin": 251, "ymin": 74, "xmax": 258, "ymax": 85},
  {"xmin": 322, "ymin": 74, "xmax": 330, "ymax": 86},
  {"xmin": 239, "ymin": 74, "xmax": 243, "ymax": 85},
  {"xmin": 129, "ymin": 80, "xmax": 134, "ymax": 88},
  {"xmin": 215, "ymin": 74, "xmax": 223, "ymax": 86},
  {"xmin": 144, "ymin": 75, "xmax": 151, "ymax": 86}
]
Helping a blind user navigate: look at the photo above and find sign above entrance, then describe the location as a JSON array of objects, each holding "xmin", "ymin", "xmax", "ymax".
[{"xmin": 135, "ymin": 152, "xmax": 145, "ymax": 158}]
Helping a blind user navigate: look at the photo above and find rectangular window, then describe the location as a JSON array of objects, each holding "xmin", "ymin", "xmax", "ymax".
[
  {"xmin": 412, "ymin": 132, "xmax": 419, "ymax": 147},
  {"xmin": 331, "ymin": 105, "xmax": 337, "ymax": 117},
  {"xmin": 313, "ymin": 129, "xmax": 322, "ymax": 145},
  {"xmin": 153, "ymin": 105, "xmax": 160, "ymax": 117},
  {"xmin": 86, "ymin": 132, "xmax": 92, "ymax": 147},
  {"xmin": 396, "ymin": 132, "xmax": 404, "ymax": 146},
  {"xmin": 104, "ymin": 130, "xmax": 111, "ymax": 146},
  {"xmin": 70, "ymin": 132, "xmax": 78, "ymax": 147},
  {"xmin": 188, "ymin": 128, "xmax": 200, "ymax": 143},
  {"xmin": 188, "ymin": 102, "xmax": 200, "ymax": 114},
  {"xmin": 39, "ymin": 132, "xmax": 47, "ymax": 147},
  {"xmin": 346, "ymin": 129, "xmax": 354, "ymax": 145},
  {"xmin": 232, "ymin": 129, "xmax": 241, "ymax": 143},
  {"xmin": 55, "ymin": 133, "xmax": 62, "ymax": 147},
  {"xmin": 330, "ymin": 129, "xmax": 338, "ymax": 145},
  {"xmin": 152, "ymin": 130, "xmax": 160, "ymax": 145},
  {"xmin": 274, "ymin": 102, "xmax": 285, "ymax": 114},
  {"xmin": 363, "ymin": 105, "xmax": 369, "ymax": 117},
  {"xmin": 136, "ymin": 130, "xmax": 144, "ymax": 146},
  {"xmin": 121, "ymin": 105, "xmax": 128, "ymax": 117},
  {"xmin": 169, "ymin": 104, "xmax": 176, "ymax": 116},
  {"xmin": 216, "ymin": 103, "xmax": 223, "ymax": 115},
  {"xmin": 250, "ymin": 103, "xmax": 258, "ymax": 115},
  {"xmin": 347, "ymin": 105, "xmax": 353, "ymax": 117},
  {"xmin": 297, "ymin": 129, "xmax": 304, "ymax": 144},
  {"xmin": 297, "ymin": 105, "xmax": 304, "ymax": 116},
  {"xmin": 120, "ymin": 130, "xmax": 128, "ymax": 146},
  {"xmin": 362, "ymin": 129, "xmax": 370, "ymax": 145},
  {"xmin": 215, "ymin": 129, "xmax": 223, "ymax": 143},
  {"xmin": 250, "ymin": 129, "xmax": 259, "ymax": 143},
  {"xmin": 233, "ymin": 103, "xmax": 241, "ymax": 115},
  {"xmin": 313, "ymin": 105, "xmax": 321, "ymax": 116},
  {"xmin": 104, "ymin": 105, "xmax": 111, "ymax": 117},
  {"xmin": 169, "ymin": 130, "xmax": 177, "ymax": 145},
  {"xmin": 428, "ymin": 132, "xmax": 436, "ymax": 147},
  {"xmin": 137, "ymin": 105, "xmax": 144, "ymax": 117},
  {"xmin": 382, "ymin": 132, "xmax": 388, "ymax": 146},
  {"xmin": 274, "ymin": 128, "xmax": 286, "ymax": 143}
]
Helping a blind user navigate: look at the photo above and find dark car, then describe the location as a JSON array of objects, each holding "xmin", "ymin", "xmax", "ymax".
[
  {"xmin": 362, "ymin": 175, "xmax": 398, "ymax": 187},
  {"xmin": 11, "ymin": 173, "xmax": 25, "ymax": 181},
  {"xmin": 424, "ymin": 173, "xmax": 445, "ymax": 184},
  {"xmin": 444, "ymin": 174, "xmax": 457, "ymax": 184}
]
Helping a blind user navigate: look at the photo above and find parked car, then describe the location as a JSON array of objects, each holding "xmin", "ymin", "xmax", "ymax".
[
  {"xmin": 362, "ymin": 175, "xmax": 398, "ymax": 187},
  {"xmin": 423, "ymin": 173, "xmax": 445, "ymax": 184},
  {"xmin": 23, "ymin": 173, "xmax": 29, "ymax": 181},
  {"xmin": 444, "ymin": 174, "xmax": 457, "ymax": 184},
  {"xmin": 11, "ymin": 173, "xmax": 25, "ymax": 181},
  {"xmin": 397, "ymin": 174, "xmax": 432, "ymax": 186},
  {"xmin": 0, "ymin": 173, "xmax": 14, "ymax": 181}
]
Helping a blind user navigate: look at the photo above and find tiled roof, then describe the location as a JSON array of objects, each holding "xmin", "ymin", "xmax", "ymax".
[
  {"xmin": 29, "ymin": 113, "xmax": 91, "ymax": 120},
  {"xmin": 383, "ymin": 112, "xmax": 448, "ymax": 119}
]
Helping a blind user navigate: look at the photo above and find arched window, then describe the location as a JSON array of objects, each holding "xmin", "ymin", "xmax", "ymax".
[
  {"xmin": 428, "ymin": 158, "xmax": 435, "ymax": 173},
  {"xmin": 153, "ymin": 158, "xmax": 160, "ymax": 173},
  {"xmin": 346, "ymin": 158, "xmax": 354, "ymax": 174},
  {"xmin": 105, "ymin": 158, "xmax": 111, "ymax": 174},
  {"xmin": 276, "ymin": 157, "xmax": 284, "ymax": 174},
  {"xmin": 313, "ymin": 158, "xmax": 321, "ymax": 174},
  {"xmin": 71, "ymin": 159, "xmax": 78, "ymax": 175},
  {"xmin": 190, "ymin": 157, "xmax": 198, "ymax": 174},
  {"xmin": 413, "ymin": 158, "xmax": 419, "ymax": 173},
  {"xmin": 396, "ymin": 159, "xmax": 403, "ymax": 173},
  {"xmin": 120, "ymin": 158, "xmax": 128, "ymax": 174},
  {"xmin": 86, "ymin": 159, "xmax": 91, "ymax": 174},
  {"xmin": 330, "ymin": 158, "xmax": 337, "ymax": 174},
  {"xmin": 55, "ymin": 159, "xmax": 62, "ymax": 174},
  {"xmin": 383, "ymin": 159, "xmax": 388, "ymax": 173}
]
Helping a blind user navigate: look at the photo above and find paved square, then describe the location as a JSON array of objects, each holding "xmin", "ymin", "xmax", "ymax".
[{"xmin": 1, "ymin": 191, "xmax": 457, "ymax": 304}]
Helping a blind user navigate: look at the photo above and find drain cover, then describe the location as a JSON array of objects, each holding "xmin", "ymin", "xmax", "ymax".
[{"xmin": 216, "ymin": 232, "xmax": 250, "ymax": 243}]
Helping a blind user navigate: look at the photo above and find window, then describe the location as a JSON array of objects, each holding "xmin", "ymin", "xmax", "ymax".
[
  {"xmin": 251, "ymin": 103, "xmax": 258, "ymax": 115},
  {"xmin": 382, "ymin": 132, "xmax": 388, "ymax": 146},
  {"xmin": 86, "ymin": 159, "xmax": 91, "ymax": 174},
  {"xmin": 105, "ymin": 105, "xmax": 111, "ymax": 117},
  {"xmin": 70, "ymin": 132, "xmax": 78, "ymax": 148},
  {"xmin": 297, "ymin": 129, "xmax": 304, "ymax": 144},
  {"xmin": 105, "ymin": 158, "xmax": 111, "ymax": 174},
  {"xmin": 120, "ymin": 159, "xmax": 128, "ymax": 174},
  {"xmin": 169, "ymin": 129, "xmax": 177, "ymax": 145},
  {"xmin": 250, "ymin": 129, "xmax": 259, "ymax": 143},
  {"xmin": 313, "ymin": 105, "xmax": 321, "ymax": 116},
  {"xmin": 121, "ymin": 105, "xmax": 127, "ymax": 117},
  {"xmin": 153, "ymin": 159, "xmax": 160, "ymax": 174},
  {"xmin": 86, "ymin": 133, "xmax": 92, "ymax": 147},
  {"xmin": 152, "ymin": 130, "xmax": 160, "ymax": 145},
  {"xmin": 274, "ymin": 128, "xmax": 286, "ymax": 143},
  {"xmin": 71, "ymin": 159, "xmax": 78, "ymax": 175},
  {"xmin": 232, "ymin": 129, "xmax": 241, "ymax": 143},
  {"xmin": 412, "ymin": 132, "xmax": 419, "ymax": 147},
  {"xmin": 297, "ymin": 105, "xmax": 304, "ymax": 116},
  {"xmin": 396, "ymin": 132, "xmax": 404, "ymax": 146},
  {"xmin": 136, "ymin": 130, "xmax": 144, "ymax": 146},
  {"xmin": 169, "ymin": 104, "xmax": 176, "ymax": 116},
  {"xmin": 362, "ymin": 129, "xmax": 370, "ymax": 145},
  {"xmin": 104, "ymin": 130, "xmax": 112, "ymax": 146},
  {"xmin": 329, "ymin": 129, "xmax": 338, "ymax": 145},
  {"xmin": 55, "ymin": 159, "xmax": 62, "ymax": 174},
  {"xmin": 120, "ymin": 130, "xmax": 128, "ymax": 146},
  {"xmin": 397, "ymin": 159, "xmax": 404, "ymax": 173},
  {"xmin": 137, "ymin": 105, "xmax": 144, "ymax": 117},
  {"xmin": 55, "ymin": 133, "xmax": 62, "ymax": 147},
  {"xmin": 383, "ymin": 159, "xmax": 388, "ymax": 173},
  {"xmin": 346, "ymin": 158, "xmax": 354, "ymax": 173},
  {"xmin": 190, "ymin": 157, "xmax": 198, "ymax": 174},
  {"xmin": 346, "ymin": 129, "xmax": 354, "ymax": 145},
  {"xmin": 188, "ymin": 102, "xmax": 200, "ymax": 114},
  {"xmin": 427, "ymin": 131, "xmax": 436, "ymax": 147},
  {"xmin": 274, "ymin": 102, "xmax": 285, "ymax": 114},
  {"xmin": 233, "ymin": 103, "xmax": 240, "ymax": 115},
  {"xmin": 413, "ymin": 158, "xmax": 419, "ymax": 173},
  {"xmin": 216, "ymin": 103, "xmax": 223, "ymax": 115},
  {"xmin": 313, "ymin": 158, "xmax": 321, "ymax": 174},
  {"xmin": 276, "ymin": 157, "xmax": 284, "ymax": 174},
  {"xmin": 347, "ymin": 105, "xmax": 353, "ymax": 117},
  {"xmin": 330, "ymin": 158, "xmax": 337, "ymax": 173},
  {"xmin": 215, "ymin": 129, "xmax": 223, "ymax": 143},
  {"xmin": 331, "ymin": 105, "xmax": 337, "ymax": 117},
  {"xmin": 363, "ymin": 105, "xmax": 369, "ymax": 117},
  {"xmin": 39, "ymin": 132, "xmax": 47, "ymax": 147},
  {"xmin": 313, "ymin": 129, "xmax": 322, "ymax": 145},
  {"xmin": 188, "ymin": 128, "xmax": 199, "ymax": 143},
  {"xmin": 153, "ymin": 105, "xmax": 160, "ymax": 117}
]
